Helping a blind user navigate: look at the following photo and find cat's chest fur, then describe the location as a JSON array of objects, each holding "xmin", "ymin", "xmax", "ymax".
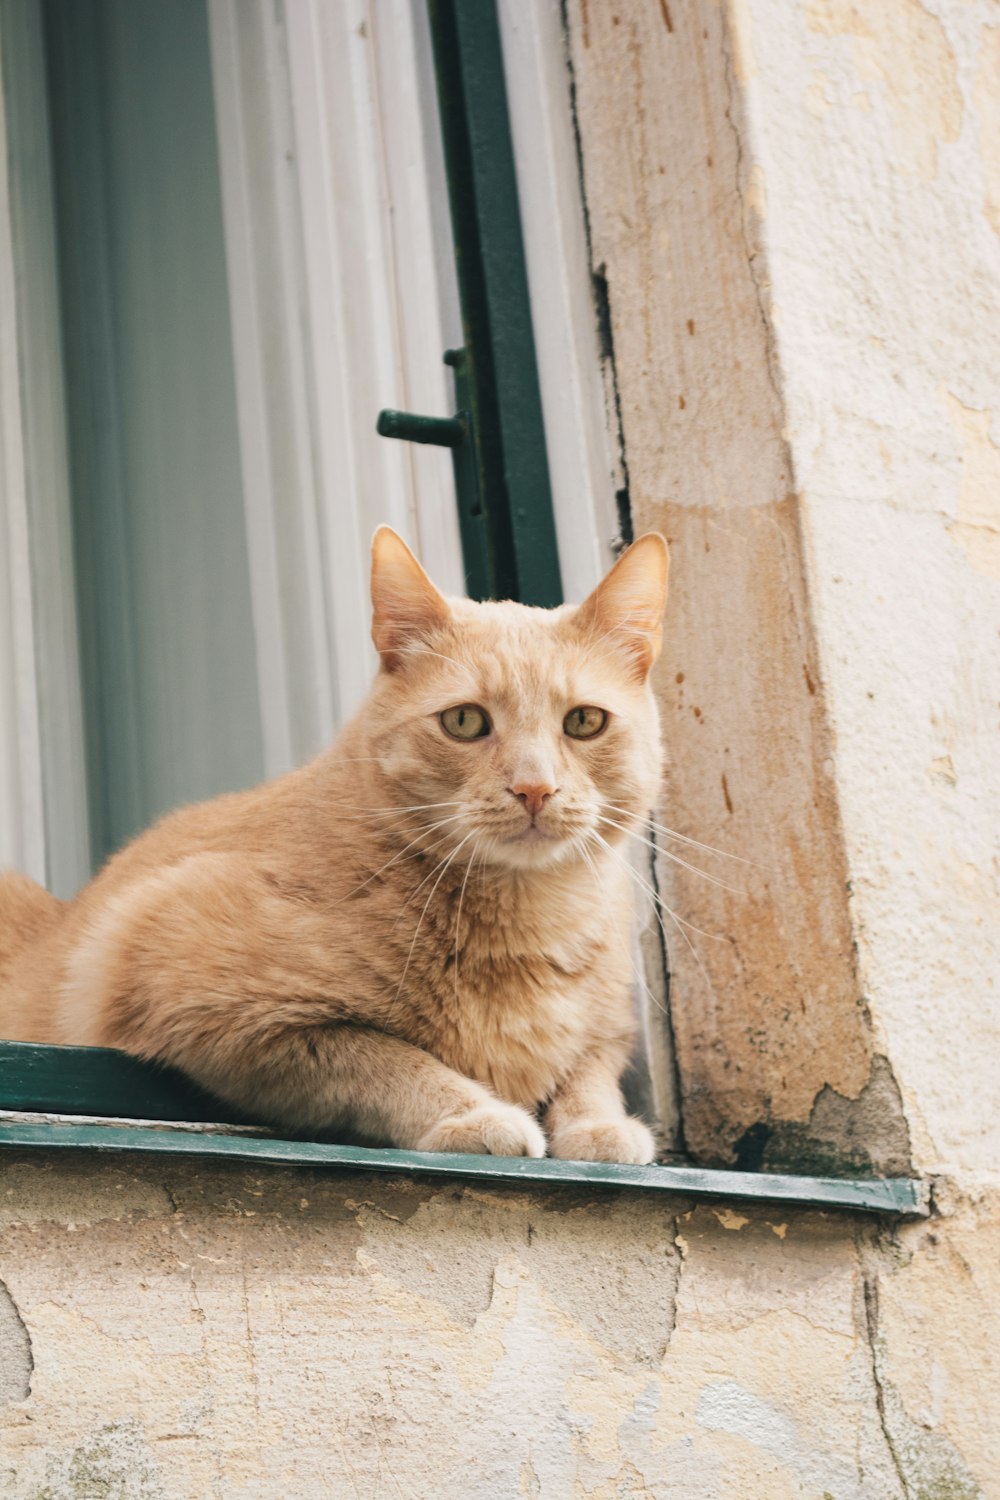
[{"xmin": 383, "ymin": 860, "xmax": 622, "ymax": 1109}]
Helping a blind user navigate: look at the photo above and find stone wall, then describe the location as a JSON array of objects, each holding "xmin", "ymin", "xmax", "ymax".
[{"xmin": 0, "ymin": 1158, "xmax": 996, "ymax": 1498}]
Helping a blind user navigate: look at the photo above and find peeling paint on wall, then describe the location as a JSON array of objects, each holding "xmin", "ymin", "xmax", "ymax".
[
  {"xmin": 806, "ymin": 0, "xmax": 963, "ymax": 179},
  {"xmin": 944, "ymin": 391, "xmax": 1000, "ymax": 581},
  {"xmin": 2, "ymin": 1160, "xmax": 996, "ymax": 1499},
  {"xmin": 975, "ymin": 23, "xmax": 1000, "ymax": 243},
  {"xmin": 0, "ymin": 1278, "xmax": 32, "ymax": 1406},
  {"xmin": 753, "ymin": 1056, "xmax": 913, "ymax": 1178}
]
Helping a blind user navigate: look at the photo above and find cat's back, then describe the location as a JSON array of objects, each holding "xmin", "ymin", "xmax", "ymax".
[
  {"xmin": 76, "ymin": 745, "xmax": 358, "ymax": 902},
  {"xmin": 0, "ymin": 871, "xmax": 65, "ymax": 1029},
  {"xmin": 1, "ymin": 754, "xmax": 344, "ymax": 1039}
]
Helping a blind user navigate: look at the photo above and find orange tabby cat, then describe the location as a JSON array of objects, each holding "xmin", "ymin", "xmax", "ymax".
[{"xmin": 0, "ymin": 527, "xmax": 668, "ymax": 1163}]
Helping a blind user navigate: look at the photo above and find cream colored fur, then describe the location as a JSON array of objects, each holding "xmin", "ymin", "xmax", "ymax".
[{"xmin": 0, "ymin": 529, "xmax": 668, "ymax": 1163}]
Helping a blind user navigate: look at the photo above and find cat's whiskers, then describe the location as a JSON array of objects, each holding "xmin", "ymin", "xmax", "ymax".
[
  {"xmin": 587, "ymin": 829, "xmax": 720, "ymax": 996},
  {"xmin": 324, "ymin": 808, "xmax": 463, "ymax": 832},
  {"xmin": 585, "ymin": 828, "xmax": 700, "ymax": 999},
  {"xmin": 575, "ymin": 835, "xmax": 670, "ymax": 1022},
  {"xmin": 387, "ymin": 813, "xmax": 492, "ymax": 931},
  {"xmin": 339, "ymin": 814, "xmax": 467, "ymax": 903},
  {"xmin": 385, "ymin": 830, "xmax": 478, "ymax": 1033},
  {"xmin": 590, "ymin": 830, "xmax": 725, "ymax": 944},
  {"xmin": 388, "ymin": 829, "xmax": 471, "ymax": 928},
  {"xmin": 603, "ymin": 803, "xmax": 754, "ymax": 867},
  {"xmin": 380, "ymin": 843, "xmax": 464, "ymax": 1018},
  {"xmin": 597, "ymin": 815, "xmax": 744, "ymax": 895},
  {"xmin": 329, "ymin": 799, "xmax": 463, "ymax": 820},
  {"xmin": 452, "ymin": 837, "xmax": 482, "ymax": 1003},
  {"xmin": 395, "ymin": 644, "xmax": 473, "ymax": 675},
  {"xmin": 365, "ymin": 800, "xmax": 463, "ymax": 814}
]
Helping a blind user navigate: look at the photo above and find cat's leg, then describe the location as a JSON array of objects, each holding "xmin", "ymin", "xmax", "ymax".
[
  {"xmin": 194, "ymin": 1022, "xmax": 548, "ymax": 1158},
  {"xmin": 544, "ymin": 1047, "xmax": 656, "ymax": 1165},
  {"xmin": 59, "ymin": 854, "xmax": 545, "ymax": 1157}
]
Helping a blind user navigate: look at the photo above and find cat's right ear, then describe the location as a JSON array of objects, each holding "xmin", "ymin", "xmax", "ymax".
[
  {"xmin": 371, "ymin": 527, "xmax": 451, "ymax": 672},
  {"xmin": 571, "ymin": 532, "xmax": 669, "ymax": 679}
]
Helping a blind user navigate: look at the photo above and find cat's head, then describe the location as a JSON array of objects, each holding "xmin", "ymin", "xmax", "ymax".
[{"xmin": 361, "ymin": 528, "xmax": 668, "ymax": 871}]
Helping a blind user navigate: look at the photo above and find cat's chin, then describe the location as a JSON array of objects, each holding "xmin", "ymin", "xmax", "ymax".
[{"xmin": 485, "ymin": 830, "xmax": 586, "ymax": 872}]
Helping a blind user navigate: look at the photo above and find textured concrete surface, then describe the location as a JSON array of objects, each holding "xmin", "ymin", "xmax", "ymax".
[
  {"xmin": 566, "ymin": 0, "xmax": 880, "ymax": 1170},
  {"xmin": 746, "ymin": 0, "xmax": 1000, "ymax": 1181},
  {"xmin": 566, "ymin": 0, "xmax": 1000, "ymax": 1182},
  {"xmin": 0, "ymin": 1156, "xmax": 996, "ymax": 1499}
]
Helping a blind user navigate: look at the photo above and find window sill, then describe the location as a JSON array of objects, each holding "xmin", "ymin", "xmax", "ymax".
[{"xmin": 0, "ymin": 1042, "xmax": 928, "ymax": 1217}]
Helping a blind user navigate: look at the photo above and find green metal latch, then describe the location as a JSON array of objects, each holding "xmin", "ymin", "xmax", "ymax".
[
  {"xmin": 375, "ymin": 0, "xmax": 563, "ymax": 611},
  {"xmin": 376, "ymin": 409, "xmax": 466, "ymax": 448},
  {"xmin": 377, "ymin": 347, "xmax": 490, "ymax": 599}
]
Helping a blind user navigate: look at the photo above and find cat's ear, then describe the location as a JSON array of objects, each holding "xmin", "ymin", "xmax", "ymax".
[
  {"xmin": 371, "ymin": 526, "xmax": 451, "ymax": 671},
  {"xmin": 572, "ymin": 533, "xmax": 669, "ymax": 679}
]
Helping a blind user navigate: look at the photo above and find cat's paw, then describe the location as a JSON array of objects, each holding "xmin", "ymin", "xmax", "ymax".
[
  {"xmin": 417, "ymin": 1102, "xmax": 546, "ymax": 1158},
  {"xmin": 548, "ymin": 1116, "xmax": 656, "ymax": 1165}
]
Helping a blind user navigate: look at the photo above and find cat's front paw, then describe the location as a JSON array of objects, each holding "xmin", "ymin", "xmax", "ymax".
[
  {"xmin": 417, "ymin": 1102, "xmax": 546, "ymax": 1158},
  {"xmin": 548, "ymin": 1116, "xmax": 656, "ymax": 1165}
]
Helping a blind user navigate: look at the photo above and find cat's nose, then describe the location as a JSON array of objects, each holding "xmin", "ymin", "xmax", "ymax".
[{"xmin": 510, "ymin": 781, "xmax": 557, "ymax": 818}]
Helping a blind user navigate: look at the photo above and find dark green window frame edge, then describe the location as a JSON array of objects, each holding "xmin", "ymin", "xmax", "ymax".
[
  {"xmin": 0, "ymin": 1042, "xmax": 927, "ymax": 1217},
  {"xmin": 425, "ymin": 0, "xmax": 563, "ymax": 608}
]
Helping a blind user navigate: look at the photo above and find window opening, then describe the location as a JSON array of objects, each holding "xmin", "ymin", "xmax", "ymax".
[{"xmin": 0, "ymin": 1, "xmax": 925, "ymax": 1214}]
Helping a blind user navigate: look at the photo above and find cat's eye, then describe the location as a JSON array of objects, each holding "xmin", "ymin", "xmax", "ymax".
[
  {"xmin": 564, "ymin": 705, "xmax": 608, "ymax": 740},
  {"xmin": 440, "ymin": 704, "xmax": 490, "ymax": 741}
]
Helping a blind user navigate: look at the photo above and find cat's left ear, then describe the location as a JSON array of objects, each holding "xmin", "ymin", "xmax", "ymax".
[
  {"xmin": 371, "ymin": 526, "xmax": 451, "ymax": 672},
  {"xmin": 572, "ymin": 533, "xmax": 669, "ymax": 679}
]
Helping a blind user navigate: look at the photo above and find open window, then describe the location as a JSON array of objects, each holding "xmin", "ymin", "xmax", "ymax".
[{"xmin": 0, "ymin": 0, "xmax": 923, "ymax": 1217}]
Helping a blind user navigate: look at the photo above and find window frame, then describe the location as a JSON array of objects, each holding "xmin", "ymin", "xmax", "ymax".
[
  {"xmin": 0, "ymin": 1040, "xmax": 925, "ymax": 1215},
  {"xmin": 0, "ymin": 0, "xmax": 925, "ymax": 1217}
]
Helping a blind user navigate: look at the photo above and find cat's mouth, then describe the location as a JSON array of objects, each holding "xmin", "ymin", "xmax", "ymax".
[
  {"xmin": 486, "ymin": 815, "xmax": 592, "ymax": 868},
  {"xmin": 511, "ymin": 825, "xmax": 553, "ymax": 844},
  {"xmin": 458, "ymin": 803, "xmax": 597, "ymax": 868}
]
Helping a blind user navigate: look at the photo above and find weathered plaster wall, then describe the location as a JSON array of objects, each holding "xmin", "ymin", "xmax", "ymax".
[
  {"xmin": 0, "ymin": 1157, "xmax": 996, "ymax": 1499},
  {"xmin": 729, "ymin": 0, "xmax": 1000, "ymax": 1180},
  {"xmin": 565, "ymin": 0, "xmax": 882, "ymax": 1172},
  {"xmin": 564, "ymin": 0, "xmax": 1000, "ymax": 1181}
]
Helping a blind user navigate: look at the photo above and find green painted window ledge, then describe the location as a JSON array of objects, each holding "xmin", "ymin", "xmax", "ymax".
[{"xmin": 0, "ymin": 1042, "xmax": 927, "ymax": 1217}]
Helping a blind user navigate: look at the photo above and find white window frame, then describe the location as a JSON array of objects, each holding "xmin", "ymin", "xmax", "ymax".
[{"xmin": 208, "ymin": 0, "xmax": 467, "ymax": 774}]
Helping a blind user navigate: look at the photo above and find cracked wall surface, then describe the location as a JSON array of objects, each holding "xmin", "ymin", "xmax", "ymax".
[
  {"xmin": 0, "ymin": 1156, "xmax": 997, "ymax": 1500},
  {"xmin": 0, "ymin": 1277, "xmax": 32, "ymax": 1407}
]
